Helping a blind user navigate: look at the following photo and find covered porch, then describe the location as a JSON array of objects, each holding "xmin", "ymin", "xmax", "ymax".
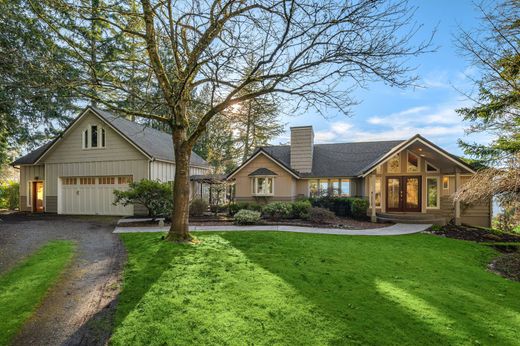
[{"xmin": 190, "ymin": 174, "xmax": 233, "ymax": 205}]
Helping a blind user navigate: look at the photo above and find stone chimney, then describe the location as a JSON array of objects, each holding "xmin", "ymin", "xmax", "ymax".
[{"xmin": 290, "ymin": 126, "xmax": 314, "ymax": 173}]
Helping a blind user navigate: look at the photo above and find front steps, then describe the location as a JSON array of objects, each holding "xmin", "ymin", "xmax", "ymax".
[{"xmin": 376, "ymin": 212, "xmax": 447, "ymax": 226}]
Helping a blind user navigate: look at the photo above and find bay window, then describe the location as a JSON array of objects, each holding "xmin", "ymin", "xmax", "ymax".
[{"xmin": 252, "ymin": 177, "xmax": 274, "ymax": 195}]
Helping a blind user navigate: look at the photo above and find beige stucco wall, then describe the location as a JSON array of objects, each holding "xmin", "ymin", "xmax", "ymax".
[{"xmin": 233, "ymin": 153, "xmax": 297, "ymax": 202}]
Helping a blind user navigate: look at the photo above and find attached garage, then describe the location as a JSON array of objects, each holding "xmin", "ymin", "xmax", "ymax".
[{"xmin": 58, "ymin": 176, "xmax": 134, "ymax": 215}]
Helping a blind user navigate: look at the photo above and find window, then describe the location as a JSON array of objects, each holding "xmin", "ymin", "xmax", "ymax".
[
  {"xmin": 253, "ymin": 177, "xmax": 273, "ymax": 195},
  {"xmin": 63, "ymin": 177, "xmax": 77, "ymax": 185},
  {"xmin": 118, "ymin": 176, "xmax": 133, "ymax": 184},
  {"xmin": 340, "ymin": 179, "xmax": 351, "ymax": 197},
  {"xmin": 426, "ymin": 161, "xmax": 439, "ymax": 173},
  {"xmin": 99, "ymin": 176, "xmax": 115, "ymax": 184},
  {"xmin": 387, "ymin": 154, "xmax": 401, "ymax": 173},
  {"xmin": 426, "ymin": 177, "xmax": 440, "ymax": 208},
  {"xmin": 330, "ymin": 179, "xmax": 340, "ymax": 196},
  {"xmin": 319, "ymin": 180, "xmax": 329, "ymax": 196},
  {"xmin": 83, "ymin": 125, "xmax": 106, "ymax": 149},
  {"xmin": 369, "ymin": 177, "xmax": 382, "ymax": 207},
  {"xmin": 309, "ymin": 180, "xmax": 318, "ymax": 197},
  {"xmin": 79, "ymin": 177, "xmax": 96, "ymax": 185},
  {"xmin": 407, "ymin": 151, "xmax": 420, "ymax": 172},
  {"xmin": 442, "ymin": 176, "xmax": 449, "ymax": 190}
]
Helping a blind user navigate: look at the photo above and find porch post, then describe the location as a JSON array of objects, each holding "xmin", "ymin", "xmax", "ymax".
[
  {"xmin": 370, "ymin": 174, "xmax": 377, "ymax": 223},
  {"xmin": 454, "ymin": 169, "xmax": 461, "ymax": 225}
]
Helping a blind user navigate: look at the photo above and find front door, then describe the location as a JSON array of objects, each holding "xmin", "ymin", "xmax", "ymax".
[
  {"xmin": 32, "ymin": 181, "xmax": 44, "ymax": 213},
  {"xmin": 386, "ymin": 176, "xmax": 421, "ymax": 212}
]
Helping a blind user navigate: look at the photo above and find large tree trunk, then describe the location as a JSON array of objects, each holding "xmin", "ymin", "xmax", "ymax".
[{"xmin": 166, "ymin": 128, "xmax": 193, "ymax": 242}]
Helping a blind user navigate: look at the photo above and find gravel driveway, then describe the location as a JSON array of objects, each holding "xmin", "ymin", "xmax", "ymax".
[{"xmin": 0, "ymin": 213, "xmax": 125, "ymax": 346}]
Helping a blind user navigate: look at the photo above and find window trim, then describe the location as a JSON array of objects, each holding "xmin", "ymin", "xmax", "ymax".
[
  {"xmin": 251, "ymin": 176, "xmax": 274, "ymax": 196},
  {"xmin": 442, "ymin": 176, "xmax": 449, "ymax": 190},
  {"xmin": 426, "ymin": 176, "xmax": 440, "ymax": 209},
  {"xmin": 407, "ymin": 150, "xmax": 420, "ymax": 173},
  {"xmin": 27, "ymin": 180, "xmax": 32, "ymax": 207}
]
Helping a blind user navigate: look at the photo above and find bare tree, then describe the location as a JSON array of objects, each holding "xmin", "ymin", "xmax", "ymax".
[{"xmin": 30, "ymin": 0, "xmax": 431, "ymax": 242}]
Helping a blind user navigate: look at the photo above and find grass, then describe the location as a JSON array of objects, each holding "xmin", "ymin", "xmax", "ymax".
[
  {"xmin": 0, "ymin": 240, "xmax": 75, "ymax": 345},
  {"xmin": 112, "ymin": 232, "xmax": 520, "ymax": 345}
]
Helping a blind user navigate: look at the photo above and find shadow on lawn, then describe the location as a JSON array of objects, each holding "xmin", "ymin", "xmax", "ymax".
[{"xmin": 220, "ymin": 232, "xmax": 520, "ymax": 345}]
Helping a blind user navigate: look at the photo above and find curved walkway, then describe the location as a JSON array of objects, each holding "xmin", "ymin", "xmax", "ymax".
[{"xmin": 114, "ymin": 223, "xmax": 431, "ymax": 236}]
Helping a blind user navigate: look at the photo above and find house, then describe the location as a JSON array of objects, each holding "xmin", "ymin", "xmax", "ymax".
[
  {"xmin": 227, "ymin": 126, "xmax": 491, "ymax": 227},
  {"xmin": 11, "ymin": 106, "xmax": 210, "ymax": 216}
]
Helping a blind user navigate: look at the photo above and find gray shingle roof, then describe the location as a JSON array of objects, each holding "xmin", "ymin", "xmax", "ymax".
[
  {"xmin": 248, "ymin": 168, "xmax": 278, "ymax": 176},
  {"xmin": 12, "ymin": 107, "xmax": 209, "ymax": 167},
  {"xmin": 257, "ymin": 140, "xmax": 404, "ymax": 177}
]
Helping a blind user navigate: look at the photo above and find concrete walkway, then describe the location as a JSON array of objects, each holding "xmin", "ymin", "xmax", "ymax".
[{"xmin": 114, "ymin": 223, "xmax": 431, "ymax": 236}]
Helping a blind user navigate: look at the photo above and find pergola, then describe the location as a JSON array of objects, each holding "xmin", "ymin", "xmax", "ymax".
[{"xmin": 190, "ymin": 174, "xmax": 232, "ymax": 204}]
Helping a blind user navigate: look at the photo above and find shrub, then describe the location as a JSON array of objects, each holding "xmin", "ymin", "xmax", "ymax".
[
  {"xmin": 350, "ymin": 198, "xmax": 369, "ymax": 220},
  {"xmin": 233, "ymin": 209, "xmax": 261, "ymax": 225},
  {"xmin": 190, "ymin": 198, "xmax": 208, "ymax": 216},
  {"xmin": 248, "ymin": 203, "xmax": 264, "ymax": 212},
  {"xmin": 308, "ymin": 207, "xmax": 336, "ymax": 224},
  {"xmin": 262, "ymin": 202, "xmax": 292, "ymax": 220},
  {"xmin": 228, "ymin": 202, "xmax": 263, "ymax": 215},
  {"xmin": 210, "ymin": 204, "xmax": 228, "ymax": 214},
  {"xmin": 229, "ymin": 203, "xmax": 242, "ymax": 216},
  {"xmin": 292, "ymin": 200, "xmax": 312, "ymax": 219},
  {"xmin": 113, "ymin": 179, "xmax": 172, "ymax": 217},
  {"xmin": 0, "ymin": 181, "xmax": 19, "ymax": 210}
]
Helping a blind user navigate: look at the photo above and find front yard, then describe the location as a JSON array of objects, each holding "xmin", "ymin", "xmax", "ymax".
[{"xmin": 111, "ymin": 232, "xmax": 520, "ymax": 345}]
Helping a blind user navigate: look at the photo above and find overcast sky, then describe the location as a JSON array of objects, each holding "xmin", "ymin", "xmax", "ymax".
[{"xmin": 272, "ymin": 0, "xmax": 491, "ymax": 155}]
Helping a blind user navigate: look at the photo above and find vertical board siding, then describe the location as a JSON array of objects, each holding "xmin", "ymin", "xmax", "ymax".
[
  {"xmin": 150, "ymin": 161, "xmax": 210, "ymax": 182},
  {"xmin": 19, "ymin": 165, "xmax": 45, "ymax": 195}
]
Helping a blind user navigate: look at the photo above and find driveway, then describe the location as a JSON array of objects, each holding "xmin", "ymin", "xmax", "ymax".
[{"xmin": 0, "ymin": 213, "xmax": 125, "ymax": 346}]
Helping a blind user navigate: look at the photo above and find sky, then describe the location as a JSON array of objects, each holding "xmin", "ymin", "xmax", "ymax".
[{"xmin": 272, "ymin": 0, "xmax": 491, "ymax": 156}]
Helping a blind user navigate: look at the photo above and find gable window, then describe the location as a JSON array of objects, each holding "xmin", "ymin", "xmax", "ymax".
[
  {"xmin": 426, "ymin": 161, "xmax": 439, "ymax": 173},
  {"xmin": 387, "ymin": 154, "xmax": 401, "ymax": 173},
  {"xmin": 426, "ymin": 177, "xmax": 440, "ymax": 208},
  {"xmin": 252, "ymin": 177, "xmax": 274, "ymax": 195},
  {"xmin": 83, "ymin": 125, "xmax": 106, "ymax": 149},
  {"xmin": 407, "ymin": 151, "xmax": 420, "ymax": 172}
]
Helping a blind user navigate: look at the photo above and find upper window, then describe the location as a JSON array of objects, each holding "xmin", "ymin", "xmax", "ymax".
[
  {"xmin": 252, "ymin": 177, "xmax": 274, "ymax": 196},
  {"xmin": 387, "ymin": 154, "xmax": 401, "ymax": 173},
  {"xmin": 83, "ymin": 125, "xmax": 106, "ymax": 149},
  {"xmin": 426, "ymin": 161, "xmax": 439, "ymax": 173},
  {"xmin": 407, "ymin": 152, "xmax": 420, "ymax": 172}
]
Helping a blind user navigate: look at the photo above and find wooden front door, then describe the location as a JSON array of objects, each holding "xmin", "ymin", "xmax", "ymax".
[
  {"xmin": 32, "ymin": 181, "xmax": 44, "ymax": 213},
  {"xmin": 386, "ymin": 176, "xmax": 421, "ymax": 212}
]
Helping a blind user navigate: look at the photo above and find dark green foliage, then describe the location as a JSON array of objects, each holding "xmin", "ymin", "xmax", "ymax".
[
  {"xmin": 0, "ymin": 181, "xmax": 19, "ymax": 210},
  {"xmin": 309, "ymin": 196, "xmax": 369, "ymax": 220},
  {"xmin": 308, "ymin": 207, "xmax": 336, "ymax": 224},
  {"xmin": 113, "ymin": 179, "xmax": 172, "ymax": 217},
  {"xmin": 262, "ymin": 202, "xmax": 292, "ymax": 220},
  {"xmin": 189, "ymin": 198, "xmax": 208, "ymax": 217},
  {"xmin": 233, "ymin": 209, "xmax": 261, "ymax": 225},
  {"xmin": 229, "ymin": 202, "xmax": 263, "ymax": 215},
  {"xmin": 291, "ymin": 200, "xmax": 312, "ymax": 219}
]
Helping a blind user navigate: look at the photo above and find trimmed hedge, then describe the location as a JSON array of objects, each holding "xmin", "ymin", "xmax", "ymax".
[
  {"xmin": 234, "ymin": 209, "xmax": 261, "ymax": 225},
  {"xmin": 309, "ymin": 196, "xmax": 369, "ymax": 220},
  {"xmin": 229, "ymin": 200, "xmax": 312, "ymax": 220}
]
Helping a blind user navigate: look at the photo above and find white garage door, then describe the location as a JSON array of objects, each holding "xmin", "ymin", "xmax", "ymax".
[{"xmin": 60, "ymin": 176, "xmax": 134, "ymax": 215}]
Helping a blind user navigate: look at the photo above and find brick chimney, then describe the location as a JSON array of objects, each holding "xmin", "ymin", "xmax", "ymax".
[{"xmin": 290, "ymin": 126, "xmax": 314, "ymax": 173}]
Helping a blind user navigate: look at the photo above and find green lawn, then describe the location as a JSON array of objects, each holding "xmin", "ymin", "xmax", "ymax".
[
  {"xmin": 112, "ymin": 232, "xmax": 520, "ymax": 345},
  {"xmin": 0, "ymin": 240, "xmax": 75, "ymax": 345}
]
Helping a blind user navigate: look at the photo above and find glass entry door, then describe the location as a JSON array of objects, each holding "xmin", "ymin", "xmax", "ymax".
[{"xmin": 386, "ymin": 176, "xmax": 421, "ymax": 212}]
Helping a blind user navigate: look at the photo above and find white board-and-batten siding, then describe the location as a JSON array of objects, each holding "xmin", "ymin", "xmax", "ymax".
[{"xmin": 150, "ymin": 160, "xmax": 209, "ymax": 182}]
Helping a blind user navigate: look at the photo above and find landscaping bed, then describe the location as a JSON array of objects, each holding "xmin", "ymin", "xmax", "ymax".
[{"xmin": 429, "ymin": 223, "xmax": 520, "ymax": 243}]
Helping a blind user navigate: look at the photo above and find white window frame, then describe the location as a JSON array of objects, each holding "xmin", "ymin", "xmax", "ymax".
[
  {"xmin": 387, "ymin": 153, "xmax": 401, "ymax": 173},
  {"xmin": 82, "ymin": 124, "xmax": 106, "ymax": 149},
  {"xmin": 425, "ymin": 161, "xmax": 440, "ymax": 173},
  {"xmin": 442, "ymin": 176, "xmax": 449, "ymax": 190},
  {"xmin": 251, "ymin": 176, "xmax": 274, "ymax": 196},
  {"xmin": 407, "ymin": 150, "xmax": 420, "ymax": 173},
  {"xmin": 426, "ymin": 176, "xmax": 440, "ymax": 209}
]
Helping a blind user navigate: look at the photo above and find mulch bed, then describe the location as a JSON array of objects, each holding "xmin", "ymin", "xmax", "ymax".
[
  {"xmin": 429, "ymin": 223, "xmax": 520, "ymax": 243},
  {"xmin": 118, "ymin": 215, "xmax": 389, "ymax": 230},
  {"xmin": 429, "ymin": 223, "xmax": 520, "ymax": 282}
]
